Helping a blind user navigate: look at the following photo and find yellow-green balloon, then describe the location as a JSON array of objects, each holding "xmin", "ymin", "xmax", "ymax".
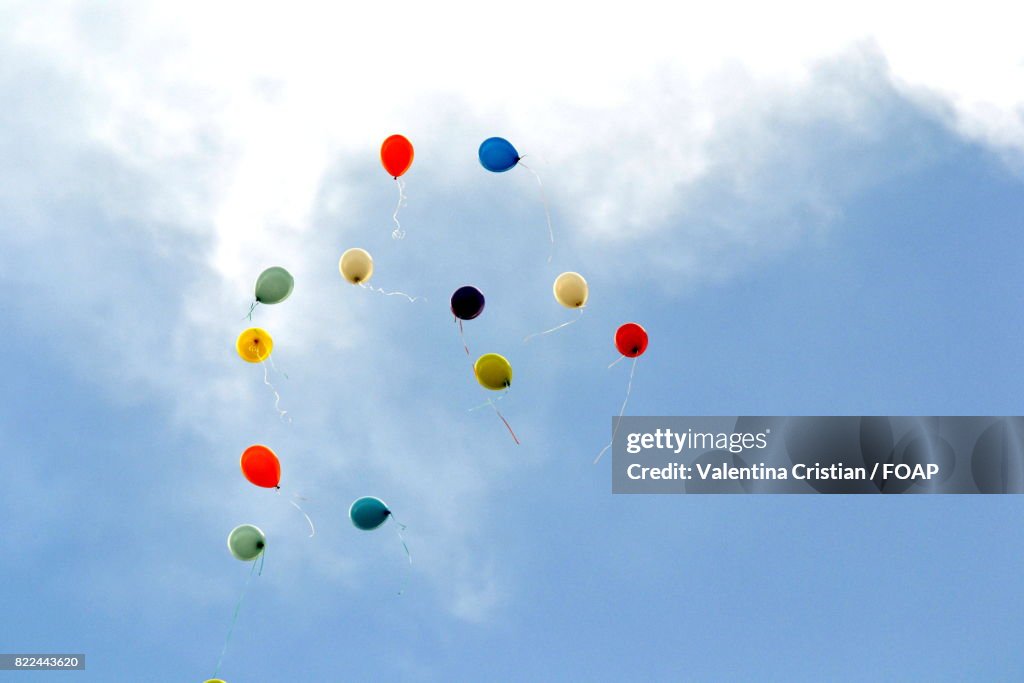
[
  {"xmin": 227, "ymin": 524, "xmax": 265, "ymax": 561},
  {"xmin": 474, "ymin": 353, "xmax": 512, "ymax": 391}
]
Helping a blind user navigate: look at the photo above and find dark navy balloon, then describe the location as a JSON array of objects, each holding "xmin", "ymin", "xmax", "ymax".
[
  {"xmin": 479, "ymin": 137, "xmax": 520, "ymax": 173},
  {"xmin": 451, "ymin": 286, "xmax": 485, "ymax": 321},
  {"xmin": 349, "ymin": 496, "xmax": 391, "ymax": 531}
]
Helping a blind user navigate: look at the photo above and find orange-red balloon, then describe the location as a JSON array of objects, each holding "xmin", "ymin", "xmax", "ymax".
[
  {"xmin": 240, "ymin": 444, "xmax": 281, "ymax": 489},
  {"xmin": 615, "ymin": 322, "xmax": 649, "ymax": 358},
  {"xmin": 380, "ymin": 134, "xmax": 414, "ymax": 178}
]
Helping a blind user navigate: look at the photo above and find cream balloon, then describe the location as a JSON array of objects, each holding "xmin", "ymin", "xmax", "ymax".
[
  {"xmin": 553, "ymin": 272, "xmax": 588, "ymax": 309},
  {"xmin": 339, "ymin": 248, "xmax": 374, "ymax": 284}
]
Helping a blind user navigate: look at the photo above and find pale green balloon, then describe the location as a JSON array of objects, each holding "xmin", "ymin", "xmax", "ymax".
[
  {"xmin": 254, "ymin": 267, "xmax": 294, "ymax": 305},
  {"xmin": 227, "ymin": 524, "xmax": 266, "ymax": 561}
]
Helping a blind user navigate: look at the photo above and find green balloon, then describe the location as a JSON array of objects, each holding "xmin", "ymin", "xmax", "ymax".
[
  {"xmin": 254, "ymin": 267, "xmax": 294, "ymax": 305},
  {"xmin": 227, "ymin": 524, "xmax": 266, "ymax": 561}
]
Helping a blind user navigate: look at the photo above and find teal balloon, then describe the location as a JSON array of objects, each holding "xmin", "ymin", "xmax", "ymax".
[
  {"xmin": 349, "ymin": 496, "xmax": 390, "ymax": 531},
  {"xmin": 254, "ymin": 266, "xmax": 294, "ymax": 305},
  {"xmin": 227, "ymin": 524, "xmax": 266, "ymax": 561}
]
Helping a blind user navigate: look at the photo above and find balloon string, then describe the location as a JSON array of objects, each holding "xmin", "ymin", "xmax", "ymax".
[
  {"xmin": 277, "ymin": 489, "xmax": 315, "ymax": 537},
  {"xmin": 468, "ymin": 389, "xmax": 508, "ymax": 411},
  {"xmin": 468, "ymin": 390, "xmax": 519, "ymax": 443},
  {"xmin": 358, "ymin": 282, "xmax": 424, "ymax": 303},
  {"xmin": 243, "ymin": 301, "xmax": 258, "ymax": 321},
  {"xmin": 523, "ymin": 307, "xmax": 585, "ymax": 343},
  {"xmin": 387, "ymin": 512, "xmax": 412, "ymax": 596},
  {"xmin": 290, "ymin": 499, "xmax": 315, "ymax": 538},
  {"xmin": 391, "ymin": 177, "xmax": 407, "ymax": 240},
  {"xmin": 457, "ymin": 318, "xmax": 470, "ymax": 356},
  {"xmin": 261, "ymin": 359, "xmax": 291, "ymax": 423},
  {"xmin": 493, "ymin": 402, "xmax": 521, "ymax": 445},
  {"xmin": 248, "ymin": 342, "xmax": 270, "ymax": 363},
  {"xmin": 607, "ymin": 355, "xmax": 626, "ymax": 369},
  {"xmin": 517, "ymin": 161, "xmax": 554, "ymax": 264},
  {"xmin": 388, "ymin": 512, "xmax": 412, "ymax": 566},
  {"xmin": 594, "ymin": 356, "xmax": 639, "ymax": 464},
  {"xmin": 213, "ymin": 556, "xmax": 259, "ymax": 678},
  {"xmin": 268, "ymin": 354, "xmax": 289, "ymax": 380}
]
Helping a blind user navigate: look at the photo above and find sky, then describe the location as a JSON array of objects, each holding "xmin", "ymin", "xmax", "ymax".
[{"xmin": 2, "ymin": 1, "xmax": 1024, "ymax": 681}]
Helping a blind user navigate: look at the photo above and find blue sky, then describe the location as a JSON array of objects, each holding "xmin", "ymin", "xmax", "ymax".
[{"xmin": 2, "ymin": 3, "xmax": 1024, "ymax": 681}]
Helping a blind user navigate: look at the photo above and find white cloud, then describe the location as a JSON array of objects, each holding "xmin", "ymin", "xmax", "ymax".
[{"xmin": 2, "ymin": 0, "xmax": 1022, "ymax": 623}]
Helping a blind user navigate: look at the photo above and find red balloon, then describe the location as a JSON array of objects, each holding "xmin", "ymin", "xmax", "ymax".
[
  {"xmin": 240, "ymin": 444, "xmax": 281, "ymax": 488},
  {"xmin": 380, "ymin": 134, "xmax": 414, "ymax": 178},
  {"xmin": 615, "ymin": 323, "xmax": 649, "ymax": 358}
]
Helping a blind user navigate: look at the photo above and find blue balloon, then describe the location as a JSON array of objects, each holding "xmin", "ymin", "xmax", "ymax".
[
  {"xmin": 350, "ymin": 496, "xmax": 391, "ymax": 531},
  {"xmin": 479, "ymin": 137, "xmax": 520, "ymax": 173}
]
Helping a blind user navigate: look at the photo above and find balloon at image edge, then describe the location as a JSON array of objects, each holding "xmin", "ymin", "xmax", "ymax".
[
  {"xmin": 254, "ymin": 266, "xmax": 294, "ymax": 305},
  {"xmin": 478, "ymin": 137, "xmax": 520, "ymax": 173},
  {"xmin": 615, "ymin": 322, "xmax": 649, "ymax": 357},
  {"xmin": 380, "ymin": 134, "xmax": 414, "ymax": 178},
  {"xmin": 451, "ymin": 285, "xmax": 485, "ymax": 320},
  {"xmin": 227, "ymin": 524, "xmax": 266, "ymax": 562},
  {"xmin": 349, "ymin": 496, "xmax": 392, "ymax": 531},
  {"xmin": 553, "ymin": 272, "xmax": 588, "ymax": 309},
  {"xmin": 474, "ymin": 353, "xmax": 513, "ymax": 390},
  {"xmin": 236, "ymin": 327, "xmax": 273, "ymax": 363},
  {"xmin": 339, "ymin": 248, "xmax": 374, "ymax": 284},
  {"xmin": 240, "ymin": 444, "xmax": 281, "ymax": 489}
]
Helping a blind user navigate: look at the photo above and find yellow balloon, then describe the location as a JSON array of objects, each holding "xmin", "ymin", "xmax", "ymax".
[
  {"xmin": 236, "ymin": 327, "xmax": 273, "ymax": 363},
  {"xmin": 339, "ymin": 248, "xmax": 374, "ymax": 284},
  {"xmin": 553, "ymin": 271, "xmax": 588, "ymax": 308},
  {"xmin": 474, "ymin": 353, "xmax": 513, "ymax": 391},
  {"xmin": 204, "ymin": 680, "xmax": 227, "ymax": 683}
]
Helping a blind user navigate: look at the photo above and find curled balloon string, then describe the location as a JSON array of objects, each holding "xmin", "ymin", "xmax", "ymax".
[
  {"xmin": 523, "ymin": 307, "xmax": 585, "ymax": 343},
  {"xmin": 594, "ymin": 356, "xmax": 639, "ymax": 464},
  {"xmin": 213, "ymin": 556, "xmax": 259, "ymax": 678},
  {"xmin": 247, "ymin": 341, "xmax": 270, "ymax": 363},
  {"xmin": 277, "ymin": 489, "xmax": 315, "ymax": 537},
  {"xmin": 391, "ymin": 177, "xmax": 407, "ymax": 240},
  {"xmin": 517, "ymin": 160, "xmax": 554, "ymax": 264},
  {"xmin": 357, "ymin": 282, "xmax": 424, "ymax": 303},
  {"xmin": 243, "ymin": 301, "xmax": 258, "ymax": 321},
  {"xmin": 261, "ymin": 358, "xmax": 291, "ymax": 424}
]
